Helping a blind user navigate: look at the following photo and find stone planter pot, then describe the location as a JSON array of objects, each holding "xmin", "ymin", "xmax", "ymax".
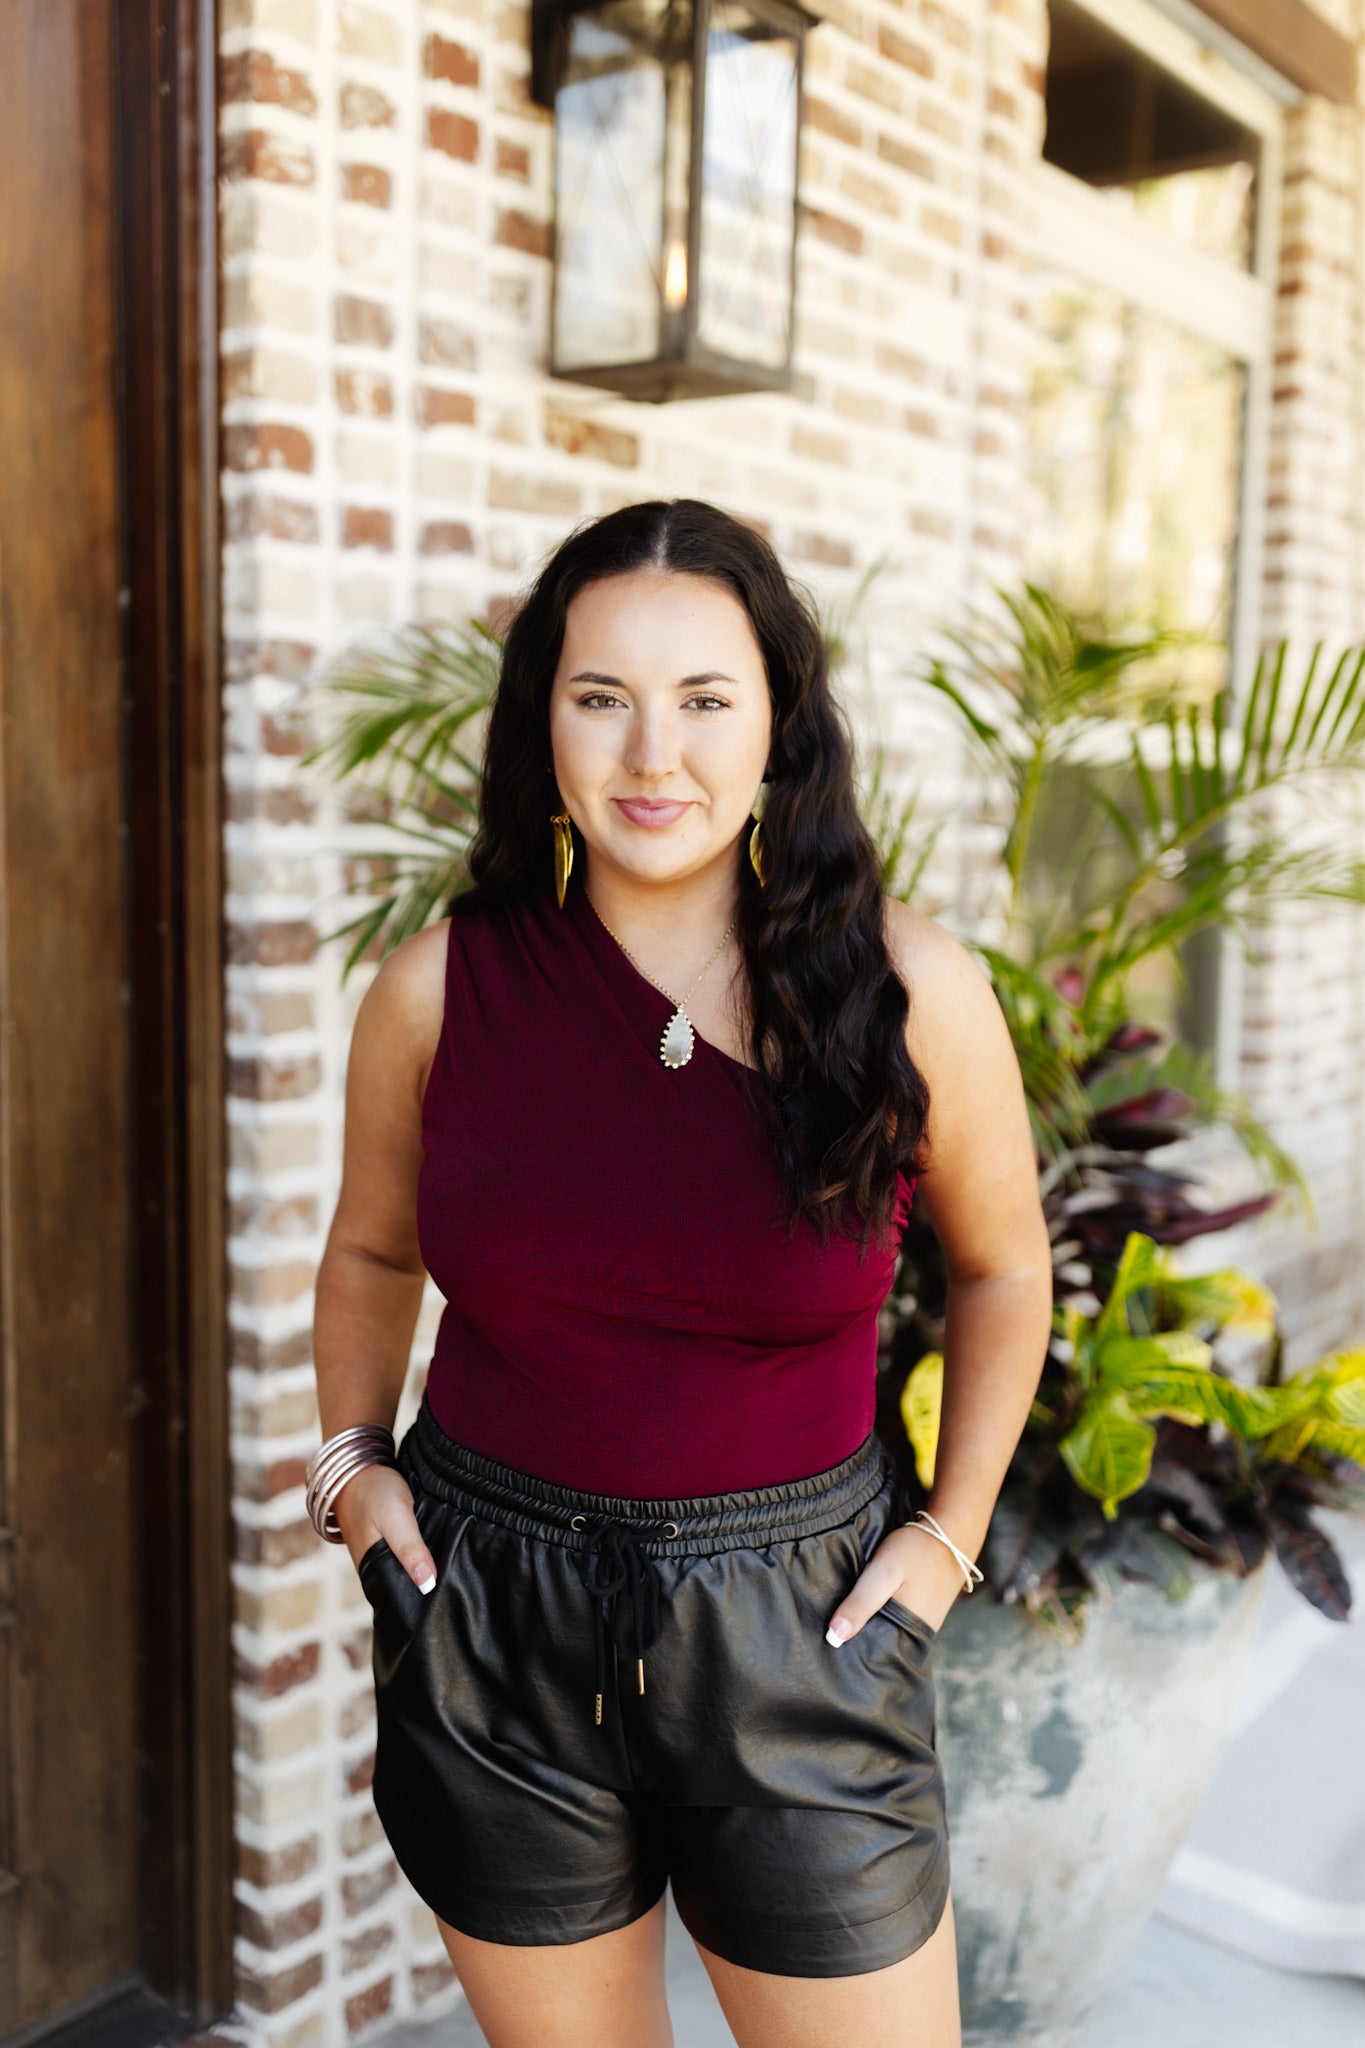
[{"xmin": 934, "ymin": 1559, "xmax": 1270, "ymax": 2048}]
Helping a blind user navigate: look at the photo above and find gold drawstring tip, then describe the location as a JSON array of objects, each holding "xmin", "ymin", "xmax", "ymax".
[
  {"xmin": 594, "ymin": 1692, "xmax": 603, "ymax": 1726},
  {"xmin": 637, "ymin": 1657, "xmax": 646, "ymax": 1695}
]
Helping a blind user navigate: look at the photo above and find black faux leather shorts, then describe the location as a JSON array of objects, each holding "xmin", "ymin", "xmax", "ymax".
[{"xmin": 358, "ymin": 1390, "xmax": 950, "ymax": 1977}]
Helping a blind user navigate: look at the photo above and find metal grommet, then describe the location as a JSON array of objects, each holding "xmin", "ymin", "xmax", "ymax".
[
  {"xmin": 569, "ymin": 1513, "xmax": 586, "ymax": 1530},
  {"xmin": 662, "ymin": 1521, "xmax": 679, "ymax": 1537}
]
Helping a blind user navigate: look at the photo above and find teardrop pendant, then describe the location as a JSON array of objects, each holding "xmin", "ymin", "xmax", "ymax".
[{"xmin": 659, "ymin": 1008, "xmax": 695, "ymax": 1069}]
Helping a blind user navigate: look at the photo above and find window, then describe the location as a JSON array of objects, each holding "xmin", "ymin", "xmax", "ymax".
[{"xmin": 1021, "ymin": 0, "xmax": 1287, "ymax": 1060}]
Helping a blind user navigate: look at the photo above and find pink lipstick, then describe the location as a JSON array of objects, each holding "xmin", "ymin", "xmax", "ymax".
[{"xmin": 612, "ymin": 797, "xmax": 692, "ymax": 829}]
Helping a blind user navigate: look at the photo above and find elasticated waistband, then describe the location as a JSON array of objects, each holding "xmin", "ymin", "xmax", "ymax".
[{"xmin": 398, "ymin": 1388, "xmax": 897, "ymax": 1557}]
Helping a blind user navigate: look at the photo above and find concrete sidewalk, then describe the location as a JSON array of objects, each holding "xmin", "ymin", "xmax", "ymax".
[{"xmin": 382, "ymin": 1887, "xmax": 1365, "ymax": 2045}]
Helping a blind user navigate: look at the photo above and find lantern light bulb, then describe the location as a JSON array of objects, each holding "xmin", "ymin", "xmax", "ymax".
[{"xmin": 664, "ymin": 239, "xmax": 687, "ymax": 306}]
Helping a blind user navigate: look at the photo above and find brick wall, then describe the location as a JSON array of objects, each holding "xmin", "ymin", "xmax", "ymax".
[
  {"xmin": 217, "ymin": 0, "xmax": 1364, "ymax": 2039},
  {"xmin": 1217, "ymin": 79, "xmax": 1365, "ymax": 1364}
]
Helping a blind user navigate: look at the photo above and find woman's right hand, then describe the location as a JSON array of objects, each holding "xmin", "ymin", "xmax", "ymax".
[{"xmin": 333, "ymin": 1462, "xmax": 439, "ymax": 1594}]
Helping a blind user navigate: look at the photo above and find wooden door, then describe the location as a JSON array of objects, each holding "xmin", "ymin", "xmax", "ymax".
[{"xmin": 0, "ymin": 2, "xmax": 232, "ymax": 2039}]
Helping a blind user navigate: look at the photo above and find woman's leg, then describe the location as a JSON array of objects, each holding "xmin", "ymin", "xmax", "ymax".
[
  {"xmin": 435, "ymin": 1892, "xmax": 675, "ymax": 2048},
  {"xmin": 692, "ymin": 1889, "xmax": 961, "ymax": 2048}
]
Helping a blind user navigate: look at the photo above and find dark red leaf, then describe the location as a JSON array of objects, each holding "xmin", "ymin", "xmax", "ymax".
[
  {"xmin": 1104, "ymin": 1022, "xmax": 1163, "ymax": 1056},
  {"xmin": 1091, "ymin": 1119, "xmax": 1191, "ymax": 1151},
  {"xmin": 1098, "ymin": 1087, "xmax": 1196, "ymax": 1124},
  {"xmin": 1145, "ymin": 1460, "xmax": 1228, "ymax": 1537},
  {"xmin": 1270, "ymin": 1510, "xmax": 1353, "ymax": 1620},
  {"xmin": 1155, "ymin": 1193, "xmax": 1280, "ymax": 1242}
]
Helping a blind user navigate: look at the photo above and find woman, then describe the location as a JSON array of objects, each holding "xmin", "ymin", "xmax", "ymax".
[{"xmin": 309, "ymin": 499, "xmax": 1052, "ymax": 2048}]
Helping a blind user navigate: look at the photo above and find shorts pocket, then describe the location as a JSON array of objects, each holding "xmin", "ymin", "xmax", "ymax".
[
  {"xmin": 846, "ymin": 1475, "xmax": 939, "ymax": 1654},
  {"xmin": 862, "ymin": 1597, "xmax": 939, "ymax": 1753},
  {"xmin": 877, "ymin": 1594, "xmax": 938, "ymax": 1650},
  {"xmin": 359, "ymin": 1503, "xmax": 450, "ymax": 1692},
  {"xmin": 360, "ymin": 1537, "xmax": 422, "ymax": 1626}
]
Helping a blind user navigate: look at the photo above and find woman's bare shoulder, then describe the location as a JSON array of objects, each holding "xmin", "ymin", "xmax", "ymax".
[
  {"xmin": 882, "ymin": 896, "xmax": 984, "ymax": 994},
  {"xmin": 881, "ymin": 896, "xmax": 1002, "ymax": 1075},
  {"xmin": 880, "ymin": 903, "xmax": 1043, "ymax": 1262},
  {"xmin": 351, "ymin": 917, "xmax": 452, "ymax": 1106}
]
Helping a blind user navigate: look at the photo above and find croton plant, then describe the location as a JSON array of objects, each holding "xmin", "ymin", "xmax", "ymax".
[{"xmin": 875, "ymin": 992, "xmax": 1365, "ymax": 1628}]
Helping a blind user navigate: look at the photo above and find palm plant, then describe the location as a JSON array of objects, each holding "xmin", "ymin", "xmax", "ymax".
[
  {"xmin": 915, "ymin": 583, "xmax": 1365, "ymax": 1033},
  {"xmin": 295, "ymin": 618, "xmax": 499, "ymax": 976}
]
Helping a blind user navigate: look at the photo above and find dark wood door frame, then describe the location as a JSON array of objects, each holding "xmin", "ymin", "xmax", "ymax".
[
  {"xmin": 0, "ymin": 0, "xmax": 230, "ymax": 2037},
  {"xmin": 115, "ymin": 0, "xmax": 234, "ymax": 2031}
]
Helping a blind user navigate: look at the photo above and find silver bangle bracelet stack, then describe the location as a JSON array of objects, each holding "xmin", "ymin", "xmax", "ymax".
[{"xmin": 305, "ymin": 1423, "xmax": 398, "ymax": 1543}]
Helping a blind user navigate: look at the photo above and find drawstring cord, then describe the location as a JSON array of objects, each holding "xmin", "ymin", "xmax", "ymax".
[{"xmin": 571, "ymin": 1512, "xmax": 679, "ymax": 1726}]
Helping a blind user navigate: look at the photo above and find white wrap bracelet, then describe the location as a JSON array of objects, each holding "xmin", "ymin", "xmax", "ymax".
[{"xmin": 909, "ymin": 1509, "xmax": 985, "ymax": 1595}]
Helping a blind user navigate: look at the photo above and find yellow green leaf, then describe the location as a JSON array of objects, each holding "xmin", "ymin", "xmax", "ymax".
[
  {"xmin": 1301, "ymin": 1420, "xmax": 1365, "ymax": 1466},
  {"xmin": 1098, "ymin": 1331, "xmax": 1214, "ymax": 1381},
  {"xmin": 1212, "ymin": 1270, "xmax": 1279, "ymax": 1337},
  {"xmin": 1212, "ymin": 1379, "xmax": 1296, "ymax": 1438},
  {"xmin": 900, "ymin": 1352, "xmax": 944, "ymax": 1490},
  {"xmin": 1059, "ymin": 1395, "xmax": 1156, "ymax": 1517},
  {"xmin": 1327, "ymin": 1375, "xmax": 1365, "ymax": 1430},
  {"xmin": 1158, "ymin": 1267, "xmax": 1278, "ymax": 1340},
  {"xmin": 1095, "ymin": 1233, "xmax": 1160, "ymax": 1340}
]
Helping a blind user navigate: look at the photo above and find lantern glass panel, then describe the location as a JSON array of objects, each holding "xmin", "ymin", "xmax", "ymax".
[
  {"xmin": 553, "ymin": 3, "xmax": 677, "ymax": 372},
  {"xmin": 697, "ymin": 2, "xmax": 798, "ymax": 369}
]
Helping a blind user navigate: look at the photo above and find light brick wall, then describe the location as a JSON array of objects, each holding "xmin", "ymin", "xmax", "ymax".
[
  {"xmin": 1219, "ymin": 74, "xmax": 1365, "ymax": 1364},
  {"xmin": 217, "ymin": 0, "xmax": 1365, "ymax": 2039}
]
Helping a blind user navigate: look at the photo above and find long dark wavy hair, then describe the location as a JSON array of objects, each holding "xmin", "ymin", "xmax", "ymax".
[{"xmin": 464, "ymin": 498, "xmax": 931, "ymax": 1250}]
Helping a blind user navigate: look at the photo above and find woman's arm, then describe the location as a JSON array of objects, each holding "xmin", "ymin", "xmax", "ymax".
[
  {"xmin": 312, "ymin": 919, "xmax": 449, "ymax": 1584},
  {"xmin": 825, "ymin": 904, "xmax": 1053, "ymax": 1643}
]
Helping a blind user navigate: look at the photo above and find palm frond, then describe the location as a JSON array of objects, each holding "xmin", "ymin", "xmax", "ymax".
[
  {"xmin": 975, "ymin": 949, "xmax": 1096, "ymax": 1160},
  {"xmin": 313, "ymin": 836, "xmax": 474, "ymax": 980},
  {"xmin": 859, "ymin": 745, "xmax": 944, "ymax": 902},
  {"xmin": 912, "ymin": 583, "xmax": 1208, "ymax": 909},
  {"xmin": 1092, "ymin": 840, "xmax": 1365, "ymax": 994},
  {"xmin": 296, "ymin": 618, "xmax": 501, "ymax": 966},
  {"xmin": 300, "ymin": 620, "xmax": 500, "ymax": 813},
  {"xmin": 814, "ymin": 553, "xmax": 896, "ymax": 680}
]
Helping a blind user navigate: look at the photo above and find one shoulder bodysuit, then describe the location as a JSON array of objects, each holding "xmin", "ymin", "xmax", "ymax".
[{"xmin": 415, "ymin": 872, "xmax": 915, "ymax": 1496}]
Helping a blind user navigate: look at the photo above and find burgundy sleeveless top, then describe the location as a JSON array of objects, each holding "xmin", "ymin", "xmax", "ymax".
[{"xmin": 416, "ymin": 873, "xmax": 915, "ymax": 1496}]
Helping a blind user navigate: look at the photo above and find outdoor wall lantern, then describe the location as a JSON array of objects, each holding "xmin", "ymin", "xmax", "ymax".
[{"xmin": 530, "ymin": 0, "xmax": 823, "ymax": 402}]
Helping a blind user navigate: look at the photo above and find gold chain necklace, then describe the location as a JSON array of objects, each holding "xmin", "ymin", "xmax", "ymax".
[{"xmin": 587, "ymin": 896, "xmax": 738, "ymax": 1069}]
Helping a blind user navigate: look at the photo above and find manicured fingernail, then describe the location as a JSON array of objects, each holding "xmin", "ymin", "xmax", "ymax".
[
  {"xmin": 417, "ymin": 1569, "xmax": 436, "ymax": 1594},
  {"xmin": 825, "ymin": 1618, "xmax": 850, "ymax": 1646}
]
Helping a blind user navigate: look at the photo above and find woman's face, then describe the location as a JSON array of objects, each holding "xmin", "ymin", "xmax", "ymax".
[{"xmin": 547, "ymin": 569, "xmax": 773, "ymax": 893}]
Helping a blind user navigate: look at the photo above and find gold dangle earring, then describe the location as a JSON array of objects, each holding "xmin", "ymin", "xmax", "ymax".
[
  {"xmin": 550, "ymin": 806, "xmax": 574, "ymax": 907},
  {"xmin": 748, "ymin": 779, "xmax": 770, "ymax": 888}
]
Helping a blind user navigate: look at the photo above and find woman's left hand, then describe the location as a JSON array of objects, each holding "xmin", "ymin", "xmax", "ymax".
[{"xmin": 824, "ymin": 1523, "xmax": 970, "ymax": 1644}]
